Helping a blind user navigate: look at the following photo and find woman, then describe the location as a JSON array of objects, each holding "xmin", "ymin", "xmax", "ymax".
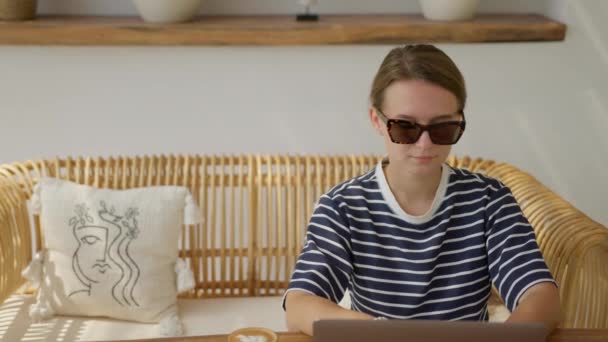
[{"xmin": 283, "ymin": 44, "xmax": 561, "ymax": 336}]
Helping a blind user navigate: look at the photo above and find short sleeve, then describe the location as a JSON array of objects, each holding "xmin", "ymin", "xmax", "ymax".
[
  {"xmin": 282, "ymin": 194, "xmax": 353, "ymax": 310},
  {"xmin": 485, "ymin": 183, "xmax": 557, "ymax": 312}
]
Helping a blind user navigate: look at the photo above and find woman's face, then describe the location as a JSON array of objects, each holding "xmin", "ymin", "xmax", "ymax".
[{"xmin": 371, "ymin": 79, "xmax": 463, "ymax": 176}]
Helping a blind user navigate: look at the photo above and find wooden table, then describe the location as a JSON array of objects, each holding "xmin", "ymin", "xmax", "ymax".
[{"xmin": 111, "ymin": 329, "xmax": 608, "ymax": 342}]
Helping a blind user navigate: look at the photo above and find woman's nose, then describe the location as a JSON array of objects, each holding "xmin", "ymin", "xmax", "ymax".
[{"xmin": 415, "ymin": 130, "xmax": 434, "ymax": 147}]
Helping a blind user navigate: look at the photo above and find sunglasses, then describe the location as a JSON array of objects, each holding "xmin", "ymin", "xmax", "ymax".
[{"xmin": 376, "ymin": 109, "xmax": 466, "ymax": 145}]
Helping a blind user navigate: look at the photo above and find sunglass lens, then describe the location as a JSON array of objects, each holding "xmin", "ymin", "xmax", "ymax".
[
  {"xmin": 429, "ymin": 123, "xmax": 463, "ymax": 145},
  {"xmin": 390, "ymin": 121, "xmax": 420, "ymax": 144}
]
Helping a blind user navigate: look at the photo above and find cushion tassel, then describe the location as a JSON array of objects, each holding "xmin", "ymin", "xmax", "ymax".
[
  {"xmin": 175, "ymin": 258, "xmax": 195, "ymax": 293},
  {"xmin": 28, "ymin": 300, "xmax": 54, "ymax": 323},
  {"xmin": 21, "ymin": 251, "xmax": 44, "ymax": 288},
  {"xmin": 159, "ymin": 311, "xmax": 183, "ymax": 337},
  {"xmin": 184, "ymin": 193, "xmax": 202, "ymax": 226},
  {"xmin": 29, "ymin": 183, "xmax": 42, "ymax": 215}
]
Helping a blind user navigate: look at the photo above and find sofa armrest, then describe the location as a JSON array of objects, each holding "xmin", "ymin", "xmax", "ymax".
[
  {"xmin": 448, "ymin": 156, "xmax": 608, "ymax": 328},
  {"xmin": 0, "ymin": 162, "xmax": 37, "ymax": 305},
  {"xmin": 556, "ymin": 226, "xmax": 608, "ymax": 328}
]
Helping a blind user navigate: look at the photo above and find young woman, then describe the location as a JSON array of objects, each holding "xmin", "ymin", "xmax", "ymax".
[{"xmin": 283, "ymin": 44, "xmax": 561, "ymax": 336}]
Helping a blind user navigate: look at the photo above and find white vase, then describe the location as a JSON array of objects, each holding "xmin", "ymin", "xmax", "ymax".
[
  {"xmin": 133, "ymin": 0, "xmax": 203, "ymax": 23},
  {"xmin": 418, "ymin": 0, "xmax": 480, "ymax": 21}
]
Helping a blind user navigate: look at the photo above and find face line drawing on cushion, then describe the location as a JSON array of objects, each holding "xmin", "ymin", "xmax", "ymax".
[
  {"xmin": 68, "ymin": 202, "xmax": 141, "ymax": 307},
  {"xmin": 73, "ymin": 225, "xmax": 111, "ymax": 284}
]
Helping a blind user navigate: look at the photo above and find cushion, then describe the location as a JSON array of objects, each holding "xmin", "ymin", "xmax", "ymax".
[
  {"xmin": 23, "ymin": 177, "xmax": 201, "ymax": 335},
  {"xmin": 0, "ymin": 294, "xmax": 287, "ymax": 341}
]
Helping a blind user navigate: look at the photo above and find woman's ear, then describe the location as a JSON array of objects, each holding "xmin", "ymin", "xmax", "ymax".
[{"xmin": 369, "ymin": 107, "xmax": 383, "ymax": 135}]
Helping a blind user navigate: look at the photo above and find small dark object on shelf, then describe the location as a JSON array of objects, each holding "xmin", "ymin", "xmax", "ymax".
[
  {"xmin": 296, "ymin": 13, "xmax": 319, "ymax": 22},
  {"xmin": 296, "ymin": 0, "xmax": 319, "ymax": 22}
]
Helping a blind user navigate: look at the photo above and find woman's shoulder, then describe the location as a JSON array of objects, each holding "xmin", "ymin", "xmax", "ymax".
[
  {"xmin": 324, "ymin": 166, "xmax": 379, "ymax": 200},
  {"xmin": 445, "ymin": 164, "xmax": 507, "ymax": 193}
]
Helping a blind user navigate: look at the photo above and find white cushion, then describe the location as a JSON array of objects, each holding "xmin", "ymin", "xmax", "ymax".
[
  {"xmin": 25, "ymin": 178, "xmax": 201, "ymax": 330},
  {"xmin": 0, "ymin": 294, "xmax": 287, "ymax": 341}
]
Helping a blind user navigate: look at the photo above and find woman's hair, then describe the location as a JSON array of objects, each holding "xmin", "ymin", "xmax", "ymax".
[{"xmin": 370, "ymin": 44, "xmax": 467, "ymax": 113}]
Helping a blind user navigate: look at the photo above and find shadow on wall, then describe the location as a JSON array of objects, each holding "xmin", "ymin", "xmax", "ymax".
[{"xmin": 571, "ymin": 0, "xmax": 608, "ymax": 69}]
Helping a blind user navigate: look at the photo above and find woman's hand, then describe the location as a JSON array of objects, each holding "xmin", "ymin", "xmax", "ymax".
[
  {"xmin": 506, "ymin": 282, "xmax": 562, "ymax": 335},
  {"xmin": 285, "ymin": 290, "xmax": 374, "ymax": 336}
]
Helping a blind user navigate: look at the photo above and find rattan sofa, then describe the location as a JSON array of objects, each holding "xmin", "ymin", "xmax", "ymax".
[{"xmin": 0, "ymin": 154, "xmax": 606, "ymax": 341}]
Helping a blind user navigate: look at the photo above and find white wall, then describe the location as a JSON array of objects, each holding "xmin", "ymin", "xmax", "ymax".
[
  {"xmin": 1, "ymin": 0, "xmax": 607, "ymax": 226},
  {"xmin": 36, "ymin": 0, "xmax": 548, "ymax": 16}
]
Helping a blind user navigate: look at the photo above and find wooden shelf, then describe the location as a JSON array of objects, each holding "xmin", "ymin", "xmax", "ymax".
[{"xmin": 0, "ymin": 14, "xmax": 566, "ymax": 46}]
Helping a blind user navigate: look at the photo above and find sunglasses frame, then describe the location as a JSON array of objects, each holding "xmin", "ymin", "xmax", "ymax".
[{"xmin": 376, "ymin": 109, "xmax": 466, "ymax": 145}]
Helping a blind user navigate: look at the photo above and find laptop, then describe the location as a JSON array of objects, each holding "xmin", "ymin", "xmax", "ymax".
[{"xmin": 313, "ymin": 319, "xmax": 547, "ymax": 342}]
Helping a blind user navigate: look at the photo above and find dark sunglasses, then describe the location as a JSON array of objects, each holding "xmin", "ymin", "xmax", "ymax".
[{"xmin": 376, "ymin": 109, "xmax": 466, "ymax": 145}]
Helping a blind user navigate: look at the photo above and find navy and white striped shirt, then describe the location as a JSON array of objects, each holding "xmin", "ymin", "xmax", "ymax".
[{"xmin": 284, "ymin": 160, "xmax": 555, "ymax": 320}]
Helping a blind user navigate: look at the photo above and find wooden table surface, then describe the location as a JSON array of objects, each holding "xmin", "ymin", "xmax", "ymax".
[{"xmin": 109, "ymin": 329, "xmax": 608, "ymax": 342}]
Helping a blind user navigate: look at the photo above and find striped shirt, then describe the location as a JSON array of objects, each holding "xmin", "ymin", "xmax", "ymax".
[{"xmin": 284, "ymin": 160, "xmax": 556, "ymax": 320}]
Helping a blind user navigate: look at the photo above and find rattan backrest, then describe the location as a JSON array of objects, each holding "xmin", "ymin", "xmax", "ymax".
[{"xmin": 1, "ymin": 154, "xmax": 605, "ymax": 327}]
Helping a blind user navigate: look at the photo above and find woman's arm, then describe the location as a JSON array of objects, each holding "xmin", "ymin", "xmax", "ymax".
[
  {"xmin": 506, "ymin": 282, "xmax": 562, "ymax": 334},
  {"xmin": 285, "ymin": 290, "xmax": 374, "ymax": 335}
]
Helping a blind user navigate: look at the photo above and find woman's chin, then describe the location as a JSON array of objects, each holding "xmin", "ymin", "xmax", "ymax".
[{"xmin": 406, "ymin": 157, "xmax": 443, "ymax": 174}]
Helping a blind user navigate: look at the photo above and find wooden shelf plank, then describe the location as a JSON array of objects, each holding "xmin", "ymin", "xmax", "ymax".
[{"xmin": 0, "ymin": 14, "xmax": 566, "ymax": 46}]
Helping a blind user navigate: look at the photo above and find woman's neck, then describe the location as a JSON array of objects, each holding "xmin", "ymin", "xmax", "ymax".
[{"xmin": 383, "ymin": 160, "xmax": 443, "ymax": 214}]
